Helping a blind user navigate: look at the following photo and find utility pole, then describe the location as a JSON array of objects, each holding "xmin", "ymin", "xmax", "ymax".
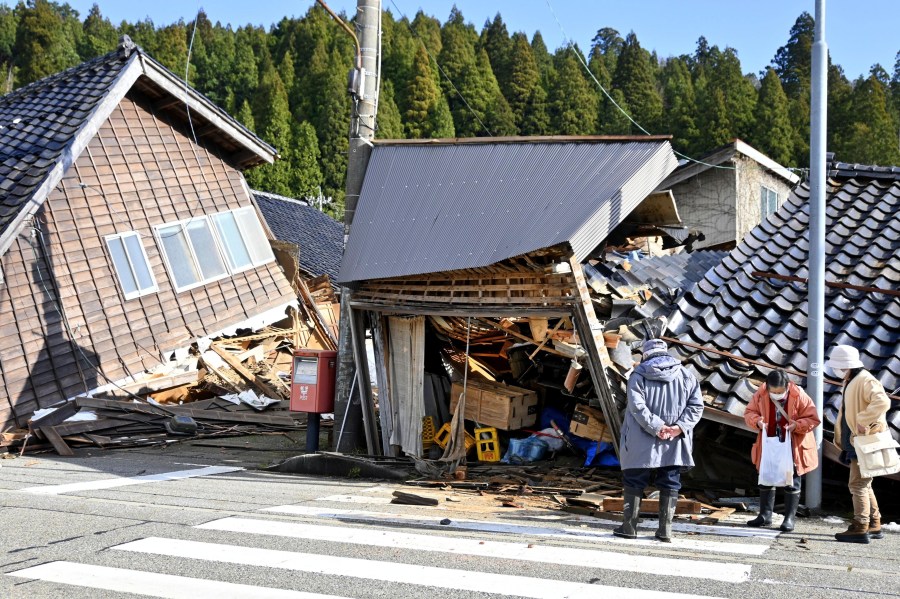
[
  {"xmin": 320, "ymin": 0, "xmax": 382, "ymax": 452},
  {"xmin": 806, "ymin": 0, "xmax": 827, "ymax": 511}
]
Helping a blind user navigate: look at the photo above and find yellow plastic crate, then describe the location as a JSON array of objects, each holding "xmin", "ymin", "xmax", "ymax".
[
  {"xmin": 475, "ymin": 426, "xmax": 500, "ymax": 462},
  {"xmin": 422, "ymin": 416, "xmax": 435, "ymax": 450},
  {"xmin": 433, "ymin": 422, "xmax": 476, "ymax": 453}
]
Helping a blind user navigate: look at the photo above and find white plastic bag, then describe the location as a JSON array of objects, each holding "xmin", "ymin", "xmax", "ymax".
[{"xmin": 759, "ymin": 434, "xmax": 794, "ymax": 487}]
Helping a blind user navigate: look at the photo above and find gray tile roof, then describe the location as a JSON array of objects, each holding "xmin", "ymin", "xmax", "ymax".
[
  {"xmin": 338, "ymin": 137, "xmax": 678, "ymax": 283},
  {"xmin": 668, "ymin": 167, "xmax": 900, "ymax": 442},
  {"xmin": 253, "ymin": 190, "xmax": 343, "ymax": 285},
  {"xmin": 0, "ymin": 50, "xmax": 129, "ymax": 239}
]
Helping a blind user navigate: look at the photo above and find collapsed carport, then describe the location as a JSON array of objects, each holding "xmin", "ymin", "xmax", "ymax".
[{"xmin": 336, "ymin": 136, "xmax": 679, "ymax": 464}]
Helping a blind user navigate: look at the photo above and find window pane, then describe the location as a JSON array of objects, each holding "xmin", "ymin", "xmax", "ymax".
[
  {"xmin": 235, "ymin": 208, "xmax": 274, "ymax": 264},
  {"xmin": 186, "ymin": 218, "xmax": 227, "ymax": 280},
  {"xmin": 107, "ymin": 236, "xmax": 137, "ymax": 296},
  {"xmin": 769, "ymin": 191, "xmax": 778, "ymax": 215},
  {"xmin": 159, "ymin": 225, "xmax": 201, "ymax": 289},
  {"xmin": 123, "ymin": 234, "xmax": 155, "ymax": 291},
  {"xmin": 760, "ymin": 188, "xmax": 768, "ymax": 218},
  {"xmin": 212, "ymin": 212, "xmax": 252, "ymax": 270}
]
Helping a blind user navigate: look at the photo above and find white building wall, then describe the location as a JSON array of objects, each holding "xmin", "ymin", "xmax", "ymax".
[
  {"xmin": 670, "ymin": 166, "xmax": 738, "ymax": 249},
  {"xmin": 734, "ymin": 154, "xmax": 797, "ymax": 245}
]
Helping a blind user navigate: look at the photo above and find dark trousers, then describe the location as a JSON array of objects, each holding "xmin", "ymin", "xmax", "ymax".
[
  {"xmin": 622, "ymin": 466, "xmax": 682, "ymax": 492},
  {"xmin": 759, "ymin": 473, "xmax": 802, "ymax": 494}
]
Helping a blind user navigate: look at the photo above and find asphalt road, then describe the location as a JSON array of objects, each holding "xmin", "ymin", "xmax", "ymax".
[{"xmin": 1, "ymin": 441, "xmax": 898, "ymax": 599}]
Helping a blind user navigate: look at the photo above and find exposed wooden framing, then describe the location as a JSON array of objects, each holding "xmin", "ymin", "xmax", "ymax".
[
  {"xmin": 349, "ymin": 301, "xmax": 570, "ymax": 318},
  {"xmin": 210, "ymin": 344, "xmax": 284, "ymax": 399},
  {"xmin": 478, "ymin": 319, "xmax": 570, "ymax": 358},
  {"xmin": 569, "ymin": 256, "xmax": 621, "ymax": 456},
  {"xmin": 349, "ymin": 307, "xmax": 380, "ymax": 455},
  {"xmin": 119, "ymin": 370, "xmax": 199, "ymax": 395},
  {"xmin": 298, "ymin": 276, "xmax": 338, "ymax": 350},
  {"xmin": 371, "ymin": 314, "xmax": 397, "ymax": 456},
  {"xmin": 528, "ymin": 319, "xmax": 566, "ymax": 360}
]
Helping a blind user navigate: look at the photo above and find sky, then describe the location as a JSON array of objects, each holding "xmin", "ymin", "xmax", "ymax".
[{"xmin": 61, "ymin": 0, "xmax": 898, "ymax": 81}]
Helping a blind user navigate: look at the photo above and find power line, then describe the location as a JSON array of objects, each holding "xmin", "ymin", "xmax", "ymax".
[
  {"xmin": 387, "ymin": 0, "xmax": 493, "ymax": 137},
  {"xmin": 543, "ymin": 0, "xmax": 737, "ymax": 171}
]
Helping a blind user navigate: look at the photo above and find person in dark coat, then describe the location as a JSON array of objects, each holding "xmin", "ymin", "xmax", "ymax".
[{"xmin": 614, "ymin": 338, "xmax": 704, "ymax": 542}]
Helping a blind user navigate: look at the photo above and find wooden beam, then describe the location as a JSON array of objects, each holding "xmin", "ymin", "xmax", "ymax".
[
  {"xmin": 119, "ymin": 369, "xmax": 199, "ymax": 395},
  {"xmin": 479, "ymin": 319, "xmax": 571, "ymax": 358},
  {"xmin": 602, "ymin": 497, "xmax": 702, "ymax": 515},
  {"xmin": 349, "ymin": 308, "xmax": 380, "ymax": 455},
  {"xmin": 349, "ymin": 301, "xmax": 571, "ymax": 318},
  {"xmin": 41, "ymin": 426, "xmax": 74, "ymax": 456},
  {"xmin": 569, "ymin": 256, "xmax": 621, "ymax": 456},
  {"xmin": 210, "ymin": 344, "xmax": 285, "ymax": 399}
]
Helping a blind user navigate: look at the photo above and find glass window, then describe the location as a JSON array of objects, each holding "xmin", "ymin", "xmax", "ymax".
[
  {"xmin": 211, "ymin": 211, "xmax": 253, "ymax": 271},
  {"xmin": 158, "ymin": 224, "xmax": 202, "ymax": 289},
  {"xmin": 760, "ymin": 186, "xmax": 778, "ymax": 220},
  {"xmin": 234, "ymin": 207, "xmax": 275, "ymax": 265},
  {"xmin": 186, "ymin": 218, "xmax": 228, "ymax": 280},
  {"xmin": 105, "ymin": 232, "xmax": 157, "ymax": 299}
]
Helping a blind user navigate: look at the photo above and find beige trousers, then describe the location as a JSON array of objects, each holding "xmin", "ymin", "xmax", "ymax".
[{"xmin": 849, "ymin": 460, "xmax": 881, "ymax": 524}]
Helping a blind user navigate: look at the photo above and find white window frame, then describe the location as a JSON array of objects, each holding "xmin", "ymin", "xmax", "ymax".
[
  {"xmin": 210, "ymin": 206, "xmax": 276, "ymax": 275},
  {"xmin": 104, "ymin": 231, "xmax": 159, "ymax": 300},
  {"xmin": 154, "ymin": 216, "xmax": 231, "ymax": 293},
  {"xmin": 155, "ymin": 207, "xmax": 274, "ymax": 293},
  {"xmin": 760, "ymin": 185, "xmax": 778, "ymax": 220}
]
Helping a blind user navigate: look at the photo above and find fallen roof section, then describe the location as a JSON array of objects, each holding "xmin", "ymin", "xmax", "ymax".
[
  {"xmin": 339, "ymin": 137, "xmax": 678, "ymax": 282},
  {"xmin": 667, "ymin": 161, "xmax": 900, "ymax": 440},
  {"xmin": 658, "ymin": 139, "xmax": 800, "ymax": 190}
]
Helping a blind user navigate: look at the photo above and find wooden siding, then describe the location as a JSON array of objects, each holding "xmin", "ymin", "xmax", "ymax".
[{"xmin": 0, "ymin": 92, "xmax": 295, "ymax": 430}]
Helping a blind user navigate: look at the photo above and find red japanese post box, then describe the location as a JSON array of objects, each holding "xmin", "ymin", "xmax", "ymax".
[{"xmin": 290, "ymin": 349, "xmax": 337, "ymax": 413}]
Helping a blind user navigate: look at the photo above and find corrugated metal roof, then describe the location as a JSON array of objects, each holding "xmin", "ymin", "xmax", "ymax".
[
  {"xmin": 668, "ymin": 164, "xmax": 900, "ymax": 443},
  {"xmin": 338, "ymin": 138, "xmax": 678, "ymax": 282}
]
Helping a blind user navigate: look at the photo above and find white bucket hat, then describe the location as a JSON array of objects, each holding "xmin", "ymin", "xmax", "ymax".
[{"xmin": 825, "ymin": 344, "xmax": 864, "ymax": 370}]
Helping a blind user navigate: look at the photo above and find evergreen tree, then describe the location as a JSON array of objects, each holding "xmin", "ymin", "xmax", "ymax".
[
  {"xmin": 611, "ymin": 32, "xmax": 662, "ymax": 134},
  {"xmin": 703, "ymin": 46, "xmax": 756, "ymax": 139},
  {"xmin": 591, "ymin": 27, "xmax": 624, "ymax": 77},
  {"xmin": 891, "ymin": 51, "xmax": 900, "ymax": 121},
  {"xmin": 375, "ymin": 79, "xmax": 404, "ymax": 139},
  {"xmin": 530, "ymin": 31, "xmax": 554, "ymax": 89},
  {"xmin": 288, "ymin": 120, "xmax": 324, "ymax": 197},
  {"xmin": 480, "ymin": 14, "xmax": 511, "ymax": 91},
  {"xmin": 476, "ymin": 47, "xmax": 516, "ymax": 136},
  {"xmin": 381, "ymin": 12, "xmax": 418, "ymax": 114},
  {"xmin": 751, "ymin": 68, "xmax": 793, "ymax": 164},
  {"xmin": 429, "ymin": 94, "xmax": 456, "ymax": 138},
  {"xmin": 151, "ymin": 21, "xmax": 189, "ymax": 74},
  {"xmin": 410, "ymin": 10, "xmax": 442, "ymax": 62},
  {"xmin": 248, "ymin": 61, "xmax": 292, "ymax": 194},
  {"xmin": 0, "ymin": 5, "xmax": 16, "ymax": 92},
  {"xmin": 230, "ymin": 27, "xmax": 260, "ymax": 111},
  {"xmin": 599, "ymin": 88, "xmax": 631, "ymax": 135},
  {"xmin": 506, "ymin": 33, "xmax": 541, "ymax": 132},
  {"xmin": 14, "ymin": 0, "xmax": 80, "ymax": 84},
  {"xmin": 521, "ymin": 82, "xmax": 550, "ymax": 135},
  {"xmin": 827, "ymin": 63, "xmax": 854, "ymax": 159},
  {"xmin": 704, "ymin": 88, "xmax": 732, "ymax": 147},
  {"xmin": 439, "ymin": 8, "xmax": 484, "ymax": 135},
  {"xmin": 404, "ymin": 44, "xmax": 442, "ymax": 138},
  {"xmin": 236, "ymin": 99, "xmax": 255, "ymax": 131},
  {"xmin": 772, "ymin": 12, "xmax": 814, "ymax": 98},
  {"xmin": 660, "ymin": 58, "xmax": 699, "ymax": 152},
  {"xmin": 314, "ymin": 49, "xmax": 351, "ymax": 206},
  {"xmin": 840, "ymin": 72, "xmax": 900, "ymax": 165},
  {"xmin": 78, "ymin": 4, "xmax": 117, "ymax": 60},
  {"xmin": 549, "ymin": 49, "xmax": 596, "ymax": 135}
]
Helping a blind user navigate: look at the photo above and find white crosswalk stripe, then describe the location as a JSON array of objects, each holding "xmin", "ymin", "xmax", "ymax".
[
  {"xmin": 199, "ymin": 516, "xmax": 751, "ymax": 583},
  {"xmin": 7, "ymin": 562, "xmax": 347, "ymax": 599},
  {"xmin": 112, "ymin": 536, "xmax": 728, "ymax": 599},
  {"xmin": 262, "ymin": 504, "xmax": 773, "ymax": 555}
]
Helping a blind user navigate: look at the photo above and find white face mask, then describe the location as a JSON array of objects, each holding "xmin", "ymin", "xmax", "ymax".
[
  {"xmin": 833, "ymin": 368, "xmax": 847, "ymax": 379},
  {"xmin": 769, "ymin": 391, "xmax": 786, "ymax": 401}
]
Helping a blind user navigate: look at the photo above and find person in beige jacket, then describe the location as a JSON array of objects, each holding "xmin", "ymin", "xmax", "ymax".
[{"xmin": 827, "ymin": 344, "xmax": 891, "ymax": 544}]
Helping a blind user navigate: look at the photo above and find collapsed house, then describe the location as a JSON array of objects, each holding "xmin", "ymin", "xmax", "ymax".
[
  {"xmin": 336, "ymin": 136, "xmax": 685, "ymax": 462},
  {"xmin": 0, "ymin": 38, "xmax": 307, "ymax": 443},
  {"xmin": 667, "ymin": 155, "xmax": 900, "ymax": 473},
  {"xmin": 658, "ymin": 139, "xmax": 799, "ymax": 250}
]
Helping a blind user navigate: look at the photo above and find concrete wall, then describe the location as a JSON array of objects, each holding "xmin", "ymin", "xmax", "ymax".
[
  {"xmin": 669, "ymin": 165, "xmax": 738, "ymax": 249},
  {"xmin": 734, "ymin": 154, "xmax": 796, "ymax": 244}
]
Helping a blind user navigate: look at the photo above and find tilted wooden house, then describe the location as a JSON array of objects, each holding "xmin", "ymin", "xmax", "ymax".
[{"xmin": 0, "ymin": 37, "xmax": 296, "ymax": 430}]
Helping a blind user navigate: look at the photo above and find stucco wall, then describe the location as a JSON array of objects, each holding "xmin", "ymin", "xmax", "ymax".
[
  {"xmin": 734, "ymin": 154, "xmax": 796, "ymax": 244},
  {"xmin": 669, "ymin": 166, "xmax": 737, "ymax": 249}
]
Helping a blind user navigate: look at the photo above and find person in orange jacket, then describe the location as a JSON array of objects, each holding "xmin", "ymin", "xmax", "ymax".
[{"xmin": 743, "ymin": 369, "xmax": 821, "ymax": 532}]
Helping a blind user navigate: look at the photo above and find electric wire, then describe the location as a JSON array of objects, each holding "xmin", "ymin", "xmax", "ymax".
[{"xmin": 543, "ymin": 0, "xmax": 738, "ymax": 171}]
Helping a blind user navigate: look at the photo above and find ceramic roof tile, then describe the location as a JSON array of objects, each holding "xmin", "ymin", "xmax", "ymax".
[{"xmin": 671, "ymin": 161, "xmax": 900, "ymax": 442}]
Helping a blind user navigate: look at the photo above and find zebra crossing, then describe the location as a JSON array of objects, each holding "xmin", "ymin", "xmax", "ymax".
[{"xmin": 6, "ymin": 489, "xmax": 777, "ymax": 599}]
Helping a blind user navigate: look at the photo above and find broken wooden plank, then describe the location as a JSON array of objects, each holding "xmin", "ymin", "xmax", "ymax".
[
  {"xmin": 391, "ymin": 491, "xmax": 440, "ymax": 506},
  {"xmin": 40, "ymin": 426, "xmax": 74, "ymax": 456},
  {"xmin": 211, "ymin": 344, "xmax": 285, "ymax": 399},
  {"xmin": 602, "ymin": 497, "xmax": 702, "ymax": 515},
  {"xmin": 119, "ymin": 369, "xmax": 199, "ymax": 395},
  {"xmin": 29, "ymin": 401, "xmax": 80, "ymax": 431},
  {"xmin": 162, "ymin": 405, "xmax": 297, "ymax": 427}
]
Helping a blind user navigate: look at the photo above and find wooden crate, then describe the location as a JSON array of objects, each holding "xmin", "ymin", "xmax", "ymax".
[
  {"xmin": 449, "ymin": 379, "xmax": 538, "ymax": 431},
  {"xmin": 569, "ymin": 404, "xmax": 614, "ymax": 443}
]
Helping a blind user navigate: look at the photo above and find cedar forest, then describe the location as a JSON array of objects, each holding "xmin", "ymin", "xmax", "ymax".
[{"xmin": 2, "ymin": 1, "xmax": 900, "ymax": 219}]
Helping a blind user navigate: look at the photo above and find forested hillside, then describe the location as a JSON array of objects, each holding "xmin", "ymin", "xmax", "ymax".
[{"xmin": 2, "ymin": 1, "xmax": 899, "ymax": 218}]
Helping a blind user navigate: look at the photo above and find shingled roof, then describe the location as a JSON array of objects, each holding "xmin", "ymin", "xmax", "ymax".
[
  {"xmin": 0, "ymin": 36, "xmax": 276, "ymax": 260},
  {"xmin": 253, "ymin": 190, "xmax": 343, "ymax": 286},
  {"xmin": 668, "ymin": 160, "xmax": 900, "ymax": 442}
]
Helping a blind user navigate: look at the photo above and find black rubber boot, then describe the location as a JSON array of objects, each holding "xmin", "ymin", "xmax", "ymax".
[
  {"xmin": 655, "ymin": 489, "xmax": 678, "ymax": 543},
  {"xmin": 780, "ymin": 491, "xmax": 801, "ymax": 532},
  {"xmin": 747, "ymin": 488, "xmax": 775, "ymax": 527},
  {"xmin": 613, "ymin": 489, "xmax": 642, "ymax": 539}
]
